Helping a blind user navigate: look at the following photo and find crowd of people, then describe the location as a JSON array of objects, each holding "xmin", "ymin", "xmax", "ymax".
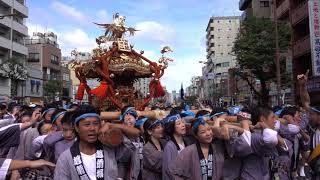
[{"xmin": 0, "ymin": 71, "xmax": 320, "ymax": 180}]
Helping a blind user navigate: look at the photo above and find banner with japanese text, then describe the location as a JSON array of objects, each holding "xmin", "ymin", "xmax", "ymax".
[{"xmin": 309, "ymin": 0, "xmax": 320, "ymax": 76}]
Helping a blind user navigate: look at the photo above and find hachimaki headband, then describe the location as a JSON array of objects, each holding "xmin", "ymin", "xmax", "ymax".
[
  {"xmin": 164, "ymin": 114, "xmax": 181, "ymax": 124},
  {"xmin": 209, "ymin": 112, "xmax": 227, "ymax": 120},
  {"xmin": 120, "ymin": 107, "xmax": 138, "ymax": 121},
  {"xmin": 147, "ymin": 119, "xmax": 163, "ymax": 130},
  {"xmin": 192, "ymin": 117, "xmax": 206, "ymax": 133},
  {"xmin": 51, "ymin": 111, "xmax": 66, "ymax": 123},
  {"xmin": 311, "ymin": 107, "xmax": 320, "ymax": 114},
  {"xmin": 42, "ymin": 108, "xmax": 56, "ymax": 118},
  {"xmin": 135, "ymin": 117, "xmax": 148, "ymax": 127},
  {"xmin": 275, "ymin": 108, "xmax": 284, "ymax": 116},
  {"xmin": 74, "ymin": 113, "xmax": 100, "ymax": 123}
]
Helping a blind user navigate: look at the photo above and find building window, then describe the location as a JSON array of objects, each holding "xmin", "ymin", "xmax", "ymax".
[
  {"xmin": 36, "ymin": 81, "xmax": 40, "ymax": 93},
  {"xmin": 30, "ymin": 80, "xmax": 35, "ymax": 93},
  {"xmin": 222, "ymin": 62, "xmax": 230, "ymax": 67},
  {"xmin": 218, "ymin": 44, "xmax": 221, "ymax": 47},
  {"xmin": 216, "ymin": 63, "xmax": 221, "ymax": 68},
  {"xmin": 218, "ymin": 37, "xmax": 221, "ymax": 39},
  {"xmin": 229, "ymin": 20, "xmax": 231, "ymax": 23},
  {"xmin": 28, "ymin": 53, "xmax": 40, "ymax": 62},
  {"xmin": 51, "ymin": 54, "xmax": 59, "ymax": 65},
  {"xmin": 229, "ymin": 28, "xmax": 232, "ymax": 31},
  {"xmin": 218, "ymin": 28, "xmax": 221, "ymax": 31},
  {"xmin": 260, "ymin": 1, "xmax": 269, "ymax": 7},
  {"xmin": 217, "ymin": 20, "xmax": 220, "ymax": 23},
  {"xmin": 220, "ymin": 52, "xmax": 223, "ymax": 55}
]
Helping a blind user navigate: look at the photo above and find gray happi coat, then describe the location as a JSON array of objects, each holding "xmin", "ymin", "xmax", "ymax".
[
  {"xmin": 168, "ymin": 142, "xmax": 225, "ymax": 180},
  {"xmin": 54, "ymin": 139, "xmax": 135, "ymax": 180},
  {"xmin": 240, "ymin": 130, "xmax": 290, "ymax": 180},
  {"xmin": 142, "ymin": 140, "xmax": 167, "ymax": 180}
]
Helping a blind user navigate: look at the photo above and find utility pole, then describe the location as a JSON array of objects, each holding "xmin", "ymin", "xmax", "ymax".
[{"xmin": 273, "ymin": 0, "xmax": 282, "ymax": 106}]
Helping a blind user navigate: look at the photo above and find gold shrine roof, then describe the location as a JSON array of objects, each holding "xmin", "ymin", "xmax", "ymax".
[{"xmin": 108, "ymin": 53, "xmax": 152, "ymax": 77}]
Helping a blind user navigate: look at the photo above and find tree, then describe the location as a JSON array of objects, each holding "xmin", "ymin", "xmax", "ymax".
[
  {"xmin": 43, "ymin": 80, "xmax": 62, "ymax": 102},
  {"xmin": 232, "ymin": 17, "xmax": 291, "ymax": 106},
  {"xmin": 0, "ymin": 58, "xmax": 27, "ymax": 99},
  {"xmin": 184, "ymin": 95, "xmax": 198, "ymax": 106}
]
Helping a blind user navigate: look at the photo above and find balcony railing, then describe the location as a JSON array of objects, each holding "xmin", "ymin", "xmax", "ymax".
[
  {"xmin": 239, "ymin": 0, "xmax": 252, "ymax": 11},
  {"xmin": 291, "ymin": 1, "xmax": 309, "ymax": 26},
  {"xmin": 293, "ymin": 35, "xmax": 311, "ymax": 57},
  {"xmin": 276, "ymin": 0, "xmax": 290, "ymax": 19}
]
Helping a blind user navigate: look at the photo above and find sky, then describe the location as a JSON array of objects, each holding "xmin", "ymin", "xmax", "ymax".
[{"xmin": 27, "ymin": 0, "xmax": 241, "ymax": 91}]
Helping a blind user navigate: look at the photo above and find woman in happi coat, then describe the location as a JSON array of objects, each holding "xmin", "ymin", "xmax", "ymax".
[
  {"xmin": 168, "ymin": 113, "xmax": 252, "ymax": 180},
  {"xmin": 54, "ymin": 105, "xmax": 140, "ymax": 180},
  {"xmin": 142, "ymin": 118, "xmax": 166, "ymax": 180},
  {"xmin": 240, "ymin": 106, "xmax": 291, "ymax": 180},
  {"xmin": 162, "ymin": 113, "xmax": 188, "ymax": 180},
  {"xmin": 118, "ymin": 106, "xmax": 144, "ymax": 180}
]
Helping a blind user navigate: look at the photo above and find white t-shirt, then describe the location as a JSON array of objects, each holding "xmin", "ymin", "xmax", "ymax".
[
  {"xmin": 177, "ymin": 143, "xmax": 185, "ymax": 154},
  {"xmin": 81, "ymin": 152, "xmax": 96, "ymax": 180}
]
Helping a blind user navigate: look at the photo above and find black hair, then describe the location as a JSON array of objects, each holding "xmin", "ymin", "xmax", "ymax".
[
  {"xmin": 280, "ymin": 106, "xmax": 299, "ymax": 118},
  {"xmin": 20, "ymin": 111, "xmax": 32, "ymax": 118},
  {"xmin": 151, "ymin": 106, "xmax": 160, "ymax": 110},
  {"xmin": 196, "ymin": 110, "xmax": 210, "ymax": 118},
  {"xmin": 168, "ymin": 107, "xmax": 183, "ymax": 116},
  {"xmin": 251, "ymin": 106, "xmax": 273, "ymax": 125},
  {"xmin": 190, "ymin": 119, "xmax": 205, "ymax": 135},
  {"xmin": 41, "ymin": 107, "xmax": 56, "ymax": 115},
  {"xmin": 72, "ymin": 105, "xmax": 100, "ymax": 126},
  {"xmin": 143, "ymin": 117, "xmax": 161, "ymax": 142},
  {"xmin": 164, "ymin": 120, "xmax": 176, "ymax": 139},
  {"xmin": 272, "ymin": 105, "xmax": 282, "ymax": 113},
  {"xmin": 120, "ymin": 105, "xmax": 137, "ymax": 120},
  {"xmin": 51, "ymin": 109, "xmax": 67, "ymax": 123},
  {"xmin": 69, "ymin": 103, "xmax": 79, "ymax": 109},
  {"xmin": 7, "ymin": 102, "xmax": 19, "ymax": 113},
  {"xmin": 121, "ymin": 105, "xmax": 134, "ymax": 114},
  {"xmin": 61, "ymin": 111, "xmax": 76, "ymax": 125},
  {"xmin": 37, "ymin": 121, "xmax": 51, "ymax": 135},
  {"xmin": 0, "ymin": 103, "xmax": 6, "ymax": 110},
  {"xmin": 210, "ymin": 107, "xmax": 227, "ymax": 117},
  {"xmin": 312, "ymin": 106, "xmax": 320, "ymax": 115},
  {"xmin": 31, "ymin": 105, "xmax": 43, "ymax": 111},
  {"xmin": 20, "ymin": 105, "xmax": 31, "ymax": 113}
]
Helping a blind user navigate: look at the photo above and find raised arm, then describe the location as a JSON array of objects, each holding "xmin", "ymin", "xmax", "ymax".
[
  {"xmin": 298, "ymin": 70, "xmax": 310, "ymax": 110},
  {"xmin": 20, "ymin": 110, "xmax": 41, "ymax": 131}
]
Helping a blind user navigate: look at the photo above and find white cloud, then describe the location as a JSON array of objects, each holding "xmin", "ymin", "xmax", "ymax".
[
  {"xmin": 27, "ymin": 23, "xmax": 96, "ymax": 56},
  {"xmin": 134, "ymin": 21, "xmax": 175, "ymax": 43},
  {"xmin": 27, "ymin": 23, "xmax": 58, "ymax": 37},
  {"xmin": 162, "ymin": 57, "xmax": 203, "ymax": 91},
  {"xmin": 95, "ymin": 10, "xmax": 108, "ymax": 22},
  {"xmin": 142, "ymin": 50, "xmax": 158, "ymax": 61},
  {"xmin": 51, "ymin": 1, "xmax": 87, "ymax": 23},
  {"xmin": 59, "ymin": 29, "xmax": 97, "ymax": 56}
]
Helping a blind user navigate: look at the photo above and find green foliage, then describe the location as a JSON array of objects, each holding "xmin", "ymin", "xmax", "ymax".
[
  {"xmin": 232, "ymin": 17, "xmax": 291, "ymax": 105},
  {"xmin": 184, "ymin": 95, "xmax": 198, "ymax": 106},
  {"xmin": 0, "ymin": 58, "xmax": 27, "ymax": 99},
  {"xmin": 43, "ymin": 80, "xmax": 62, "ymax": 102}
]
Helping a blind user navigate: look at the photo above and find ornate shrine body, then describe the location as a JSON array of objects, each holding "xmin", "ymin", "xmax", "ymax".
[{"xmin": 70, "ymin": 13, "xmax": 173, "ymax": 110}]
